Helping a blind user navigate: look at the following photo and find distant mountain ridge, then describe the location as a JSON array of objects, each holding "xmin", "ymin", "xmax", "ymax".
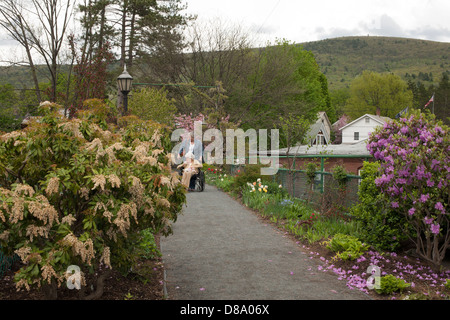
[
  {"xmin": 1, "ymin": 36, "xmax": 449, "ymax": 93},
  {"xmin": 300, "ymin": 36, "xmax": 450, "ymax": 91}
]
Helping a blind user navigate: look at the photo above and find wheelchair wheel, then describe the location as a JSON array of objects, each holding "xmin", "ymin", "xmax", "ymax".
[{"xmin": 194, "ymin": 171, "xmax": 205, "ymax": 192}]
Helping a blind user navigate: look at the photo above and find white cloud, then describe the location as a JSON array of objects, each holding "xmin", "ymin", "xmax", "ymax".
[
  {"xmin": 249, "ymin": 23, "xmax": 279, "ymax": 36},
  {"xmin": 0, "ymin": 0, "xmax": 448, "ymax": 64},
  {"xmin": 184, "ymin": 0, "xmax": 450, "ymax": 43},
  {"xmin": 0, "ymin": 37, "xmax": 18, "ymax": 47}
]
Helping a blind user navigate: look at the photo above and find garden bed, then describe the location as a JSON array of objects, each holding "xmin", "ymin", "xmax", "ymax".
[
  {"xmin": 2, "ymin": 181, "xmax": 449, "ymax": 300},
  {"xmin": 0, "ymin": 234, "xmax": 165, "ymax": 300},
  {"xmin": 2, "ymin": 196, "xmax": 449, "ymax": 300}
]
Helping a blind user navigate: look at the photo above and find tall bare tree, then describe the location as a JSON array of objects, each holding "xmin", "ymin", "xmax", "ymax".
[
  {"xmin": 0, "ymin": 0, "xmax": 41, "ymax": 102},
  {"xmin": 170, "ymin": 19, "xmax": 255, "ymax": 115},
  {"xmin": 175, "ymin": 23, "xmax": 328, "ymax": 131},
  {"xmin": 28, "ymin": 0, "xmax": 75, "ymax": 102},
  {"xmin": 0, "ymin": 0, "xmax": 75, "ymax": 103}
]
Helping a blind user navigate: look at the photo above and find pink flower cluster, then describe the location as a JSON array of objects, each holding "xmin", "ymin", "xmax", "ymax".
[
  {"xmin": 173, "ymin": 113, "xmax": 208, "ymax": 132},
  {"xmin": 173, "ymin": 113, "xmax": 232, "ymax": 132},
  {"xmin": 367, "ymin": 113, "xmax": 449, "ymax": 236}
]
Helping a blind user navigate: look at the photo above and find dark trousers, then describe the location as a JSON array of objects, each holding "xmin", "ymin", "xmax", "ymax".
[{"xmin": 189, "ymin": 176, "xmax": 196, "ymax": 189}]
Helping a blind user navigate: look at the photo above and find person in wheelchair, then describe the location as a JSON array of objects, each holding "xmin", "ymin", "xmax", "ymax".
[
  {"xmin": 179, "ymin": 132, "xmax": 203, "ymax": 163},
  {"xmin": 177, "ymin": 152, "xmax": 203, "ymax": 191}
]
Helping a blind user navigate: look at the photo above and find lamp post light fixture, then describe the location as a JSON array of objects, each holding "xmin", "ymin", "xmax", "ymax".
[{"xmin": 117, "ymin": 64, "xmax": 133, "ymax": 115}]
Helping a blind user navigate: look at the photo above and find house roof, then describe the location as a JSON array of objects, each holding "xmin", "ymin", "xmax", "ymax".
[
  {"xmin": 339, "ymin": 114, "xmax": 391, "ymax": 131},
  {"xmin": 318, "ymin": 111, "xmax": 332, "ymax": 128},
  {"xmin": 278, "ymin": 140, "xmax": 371, "ymax": 156},
  {"xmin": 306, "ymin": 119, "xmax": 330, "ymax": 143},
  {"xmin": 303, "ymin": 111, "xmax": 332, "ymax": 145}
]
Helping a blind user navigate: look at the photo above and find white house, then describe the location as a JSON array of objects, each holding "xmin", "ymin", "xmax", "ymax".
[{"xmin": 340, "ymin": 114, "xmax": 391, "ymax": 144}]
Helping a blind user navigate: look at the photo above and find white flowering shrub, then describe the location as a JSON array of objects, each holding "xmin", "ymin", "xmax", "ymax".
[{"xmin": 0, "ymin": 102, "xmax": 185, "ymax": 298}]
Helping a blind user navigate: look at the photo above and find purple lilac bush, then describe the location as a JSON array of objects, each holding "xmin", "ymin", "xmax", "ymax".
[{"xmin": 366, "ymin": 111, "xmax": 449, "ymax": 267}]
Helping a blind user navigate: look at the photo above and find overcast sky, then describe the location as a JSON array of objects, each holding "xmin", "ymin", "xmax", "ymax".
[
  {"xmin": 0, "ymin": 0, "xmax": 448, "ymax": 65},
  {"xmin": 183, "ymin": 0, "xmax": 450, "ymax": 44}
]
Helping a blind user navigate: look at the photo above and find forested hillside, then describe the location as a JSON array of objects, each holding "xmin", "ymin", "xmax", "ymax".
[
  {"xmin": 301, "ymin": 36, "xmax": 450, "ymax": 91},
  {"xmin": 3, "ymin": 36, "xmax": 449, "ymax": 92},
  {"xmin": 1, "ymin": 34, "xmax": 448, "ymax": 132}
]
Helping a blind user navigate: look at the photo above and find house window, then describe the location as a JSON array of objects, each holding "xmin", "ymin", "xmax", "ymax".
[
  {"xmin": 316, "ymin": 134, "xmax": 324, "ymax": 145},
  {"xmin": 365, "ymin": 117, "xmax": 370, "ymax": 124},
  {"xmin": 354, "ymin": 132, "xmax": 359, "ymax": 140}
]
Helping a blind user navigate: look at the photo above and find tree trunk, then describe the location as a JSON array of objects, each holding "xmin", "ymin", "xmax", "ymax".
[
  {"xmin": 51, "ymin": 59, "xmax": 58, "ymax": 102},
  {"xmin": 98, "ymin": 5, "xmax": 106, "ymax": 48},
  {"xmin": 120, "ymin": 1, "xmax": 127, "ymax": 68},
  {"xmin": 42, "ymin": 280, "xmax": 58, "ymax": 300},
  {"xmin": 81, "ymin": 270, "xmax": 112, "ymax": 300},
  {"xmin": 0, "ymin": 3, "xmax": 42, "ymax": 102},
  {"xmin": 20, "ymin": 21, "xmax": 41, "ymax": 102},
  {"xmin": 128, "ymin": 11, "xmax": 136, "ymax": 68}
]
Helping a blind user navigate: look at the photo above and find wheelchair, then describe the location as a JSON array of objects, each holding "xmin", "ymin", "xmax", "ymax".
[
  {"xmin": 179, "ymin": 167, "xmax": 205, "ymax": 192},
  {"xmin": 177, "ymin": 146, "xmax": 206, "ymax": 192},
  {"xmin": 192, "ymin": 169, "xmax": 205, "ymax": 192}
]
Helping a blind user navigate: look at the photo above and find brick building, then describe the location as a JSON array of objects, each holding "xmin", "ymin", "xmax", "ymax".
[
  {"xmin": 277, "ymin": 141, "xmax": 372, "ymax": 175},
  {"xmin": 276, "ymin": 112, "xmax": 393, "ymax": 175}
]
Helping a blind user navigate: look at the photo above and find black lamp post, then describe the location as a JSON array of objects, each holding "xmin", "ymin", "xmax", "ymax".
[{"xmin": 117, "ymin": 65, "xmax": 133, "ymax": 115}]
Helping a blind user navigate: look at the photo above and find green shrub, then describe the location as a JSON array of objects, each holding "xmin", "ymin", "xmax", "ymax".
[
  {"xmin": 135, "ymin": 228, "xmax": 161, "ymax": 260},
  {"xmin": 375, "ymin": 274, "xmax": 410, "ymax": 295},
  {"xmin": 325, "ymin": 233, "xmax": 369, "ymax": 260},
  {"xmin": 265, "ymin": 180, "xmax": 289, "ymax": 197},
  {"xmin": 331, "ymin": 164, "xmax": 348, "ymax": 188},
  {"xmin": 0, "ymin": 113, "xmax": 21, "ymax": 132},
  {"xmin": 264, "ymin": 198, "xmax": 312, "ymax": 220},
  {"xmin": 305, "ymin": 162, "xmax": 318, "ymax": 186},
  {"xmin": 445, "ymin": 279, "xmax": 450, "ymax": 291},
  {"xmin": 128, "ymin": 87, "xmax": 177, "ymax": 126},
  {"xmin": 232, "ymin": 164, "xmax": 271, "ymax": 192},
  {"xmin": 214, "ymin": 175, "xmax": 235, "ymax": 192},
  {"xmin": 0, "ymin": 102, "xmax": 185, "ymax": 298},
  {"xmin": 350, "ymin": 161, "xmax": 413, "ymax": 251}
]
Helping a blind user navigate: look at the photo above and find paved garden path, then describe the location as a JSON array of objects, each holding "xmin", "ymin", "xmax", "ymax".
[{"xmin": 160, "ymin": 184, "xmax": 371, "ymax": 300}]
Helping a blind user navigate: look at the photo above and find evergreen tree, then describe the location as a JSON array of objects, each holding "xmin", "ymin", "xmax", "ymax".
[{"xmin": 435, "ymin": 73, "xmax": 450, "ymax": 124}]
